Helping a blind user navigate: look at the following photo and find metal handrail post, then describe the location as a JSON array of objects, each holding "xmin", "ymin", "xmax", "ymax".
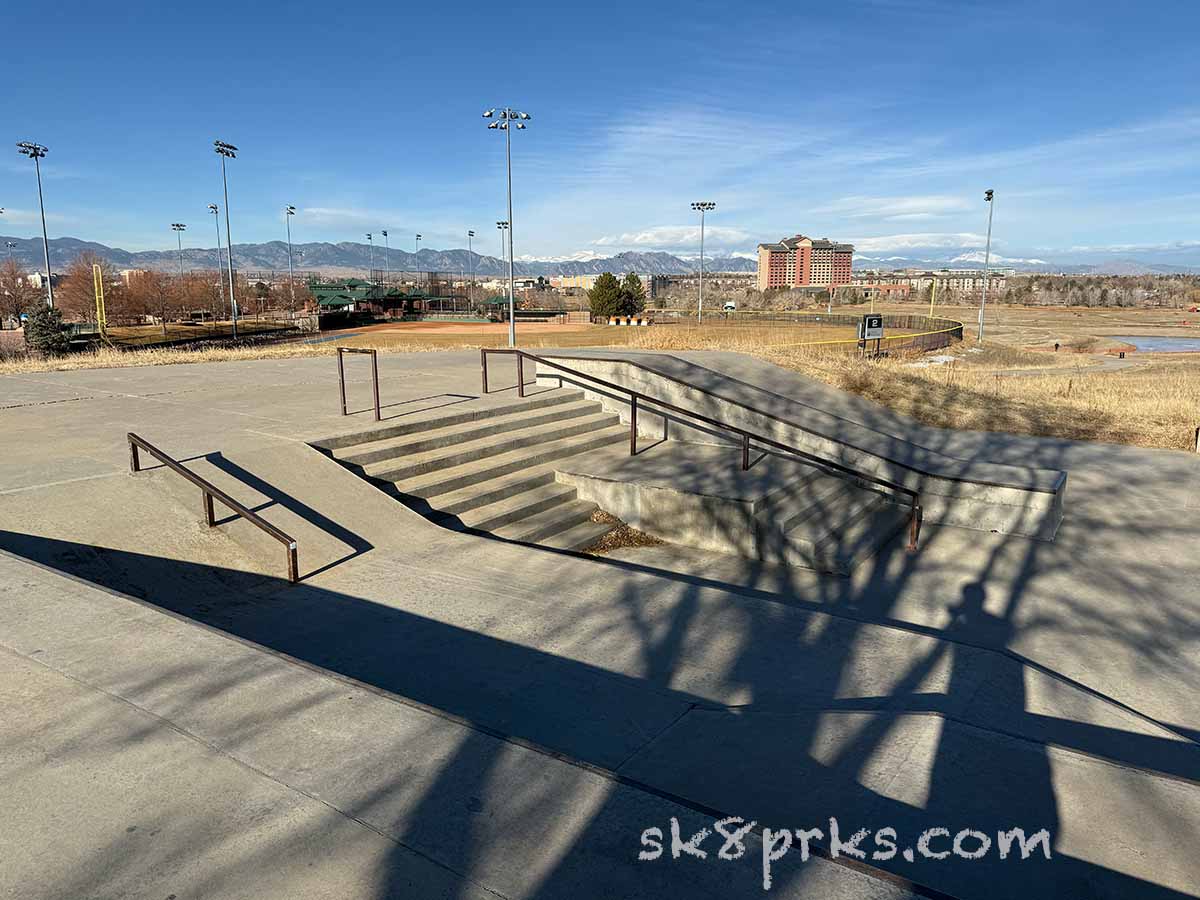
[
  {"xmin": 630, "ymin": 396, "xmax": 638, "ymax": 456},
  {"xmin": 480, "ymin": 348, "xmax": 489, "ymax": 394},
  {"xmin": 371, "ymin": 350, "xmax": 381, "ymax": 421},
  {"xmin": 337, "ymin": 348, "xmax": 347, "ymax": 415},
  {"xmin": 517, "ymin": 353, "xmax": 525, "ymax": 398}
]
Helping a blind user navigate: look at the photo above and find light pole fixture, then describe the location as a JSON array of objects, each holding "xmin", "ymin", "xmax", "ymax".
[
  {"xmin": 171, "ymin": 224, "xmax": 187, "ymax": 286},
  {"xmin": 284, "ymin": 205, "xmax": 296, "ymax": 304},
  {"xmin": 366, "ymin": 233, "xmax": 374, "ymax": 281},
  {"xmin": 5, "ymin": 241, "xmax": 16, "ymax": 262},
  {"xmin": 208, "ymin": 204, "xmax": 225, "ymax": 315},
  {"xmin": 483, "ymin": 107, "xmax": 531, "ymax": 347},
  {"xmin": 16, "ymin": 141, "xmax": 54, "ymax": 307},
  {"xmin": 381, "ymin": 229, "xmax": 390, "ymax": 285},
  {"xmin": 690, "ymin": 201, "xmax": 716, "ymax": 323},
  {"xmin": 978, "ymin": 189, "xmax": 995, "ymax": 342},
  {"xmin": 213, "ymin": 140, "xmax": 239, "ymax": 337}
]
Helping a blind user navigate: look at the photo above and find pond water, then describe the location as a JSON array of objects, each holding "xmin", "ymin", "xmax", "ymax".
[{"xmin": 1111, "ymin": 335, "xmax": 1200, "ymax": 352}]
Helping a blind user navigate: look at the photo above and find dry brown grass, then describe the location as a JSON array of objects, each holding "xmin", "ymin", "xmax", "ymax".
[{"xmin": 625, "ymin": 326, "xmax": 1198, "ymax": 450}]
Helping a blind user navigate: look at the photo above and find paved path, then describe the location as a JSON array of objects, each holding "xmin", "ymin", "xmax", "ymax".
[{"xmin": 2, "ymin": 349, "xmax": 1199, "ymax": 899}]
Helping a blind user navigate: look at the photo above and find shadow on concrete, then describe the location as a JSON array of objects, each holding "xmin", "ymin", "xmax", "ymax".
[
  {"xmin": 344, "ymin": 392, "xmax": 478, "ymax": 421},
  {"xmin": 3, "ymin": 516, "xmax": 1198, "ymax": 898}
]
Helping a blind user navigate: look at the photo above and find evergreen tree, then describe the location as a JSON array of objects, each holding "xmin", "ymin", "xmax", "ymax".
[
  {"xmin": 620, "ymin": 273, "xmax": 646, "ymax": 314},
  {"xmin": 23, "ymin": 301, "xmax": 69, "ymax": 356},
  {"xmin": 587, "ymin": 272, "xmax": 624, "ymax": 318}
]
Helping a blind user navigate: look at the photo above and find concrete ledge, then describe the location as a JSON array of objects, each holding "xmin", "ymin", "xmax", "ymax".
[{"xmin": 535, "ymin": 352, "xmax": 1066, "ymax": 540}]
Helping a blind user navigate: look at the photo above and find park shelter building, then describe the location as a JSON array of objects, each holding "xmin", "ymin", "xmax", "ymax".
[{"xmin": 757, "ymin": 235, "xmax": 854, "ymax": 291}]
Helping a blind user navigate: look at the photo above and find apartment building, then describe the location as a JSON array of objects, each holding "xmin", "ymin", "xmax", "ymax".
[{"xmin": 756, "ymin": 234, "xmax": 854, "ymax": 291}]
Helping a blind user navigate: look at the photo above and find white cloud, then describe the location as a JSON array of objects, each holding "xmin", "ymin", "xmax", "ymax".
[
  {"xmin": 1064, "ymin": 239, "xmax": 1200, "ymax": 254},
  {"xmin": 812, "ymin": 194, "xmax": 971, "ymax": 220},
  {"xmin": 591, "ymin": 224, "xmax": 752, "ymax": 253},
  {"xmin": 849, "ymin": 232, "xmax": 989, "ymax": 253}
]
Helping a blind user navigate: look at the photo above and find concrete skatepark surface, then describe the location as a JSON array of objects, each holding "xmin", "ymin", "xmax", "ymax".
[{"xmin": 2, "ymin": 349, "xmax": 1200, "ymax": 899}]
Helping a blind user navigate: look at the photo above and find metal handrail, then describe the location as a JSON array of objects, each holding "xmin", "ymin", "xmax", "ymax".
[
  {"xmin": 127, "ymin": 433, "xmax": 299, "ymax": 583},
  {"xmin": 480, "ymin": 348, "xmax": 923, "ymax": 550},
  {"xmin": 337, "ymin": 346, "xmax": 381, "ymax": 420}
]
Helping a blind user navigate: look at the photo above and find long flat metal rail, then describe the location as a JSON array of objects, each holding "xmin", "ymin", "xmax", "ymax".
[
  {"xmin": 480, "ymin": 348, "xmax": 922, "ymax": 550},
  {"xmin": 127, "ymin": 432, "xmax": 299, "ymax": 583}
]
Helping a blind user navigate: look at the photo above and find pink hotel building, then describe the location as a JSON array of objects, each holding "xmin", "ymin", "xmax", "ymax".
[{"xmin": 756, "ymin": 234, "xmax": 854, "ymax": 291}]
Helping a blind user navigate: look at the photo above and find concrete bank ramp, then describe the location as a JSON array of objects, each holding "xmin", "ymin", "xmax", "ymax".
[{"xmin": 533, "ymin": 350, "xmax": 1067, "ymax": 540}]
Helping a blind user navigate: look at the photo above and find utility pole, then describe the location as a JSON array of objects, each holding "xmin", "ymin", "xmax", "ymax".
[{"xmin": 978, "ymin": 189, "xmax": 994, "ymax": 342}]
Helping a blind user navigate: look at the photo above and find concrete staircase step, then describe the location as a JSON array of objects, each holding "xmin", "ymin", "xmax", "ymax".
[
  {"xmin": 334, "ymin": 399, "xmax": 603, "ymax": 466},
  {"xmin": 363, "ymin": 412, "xmax": 620, "ymax": 483},
  {"xmin": 394, "ymin": 427, "xmax": 628, "ymax": 499},
  {"xmin": 432, "ymin": 468, "xmax": 560, "ymax": 517},
  {"xmin": 767, "ymin": 475, "xmax": 858, "ymax": 533},
  {"xmin": 311, "ymin": 389, "xmax": 584, "ymax": 451},
  {"xmin": 773, "ymin": 491, "xmax": 910, "ymax": 575},
  {"xmin": 493, "ymin": 499, "xmax": 598, "ymax": 544},
  {"xmin": 540, "ymin": 520, "xmax": 615, "ymax": 552},
  {"xmin": 445, "ymin": 482, "xmax": 580, "ymax": 533}
]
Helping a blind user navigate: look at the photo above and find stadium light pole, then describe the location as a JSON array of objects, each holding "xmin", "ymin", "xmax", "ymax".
[
  {"xmin": 381, "ymin": 229, "xmax": 390, "ymax": 285},
  {"xmin": 468, "ymin": 229, "xmax": 475, "ymax": 302},
  {"xmin": 208, "ymin": 204, "xmax": 226, "ymax": 317},
  {"xmin": 285, "ymin": 206, "xmax": 296, "ymax": 304},
  {"xmin": 414, "ymin": 233, "xmax": 422, "ymax": 286},
  {"xmin": 171, "ymin": 223, "xmax": 187, "ymax": 279},
  {"xmin": 978, "ymin": 189, "xmax": 994, "ymax": 342},
  {"xmin": 16, "ymin": 142, "xmax": 54, "ymax": 307},
  {"xmin": 691, "ymin": 201, "xmax": 716, "ymax": 323},
  {"xmin": 483, "ymin": 107, "xmax": 530, "ymax": 347},
  {"xmin": 366, "ymin": 233, "xmax": 374, "ymax": 281},
  {"xmin": 213, "ymin": 140, "xmax": 239, "ymax": 338}
]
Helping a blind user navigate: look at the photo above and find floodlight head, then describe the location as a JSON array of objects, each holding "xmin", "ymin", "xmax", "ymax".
[
  {"xmin": 515, "ymin": 123, "xmax": 526, "ymax": 130},
  {"xmin": 381, "ymin": 229, "xmax": 387, "ymax": 237},
  {"xmin": 208, "ymin": 204, "xmax": 219, "ymax": 213},
  {"xmin": 366, "ymin": 233, "xmax": 372, "ymax": 240},
  {"xmin": 468, "ymin": 230, "xmax": 475, "ymax": 237},
  {"xmin": 518, "ymin": 112, "xmax": 531, "ymax": 120},
  {"xmin": 482, "ymin": 109, "xmax": 495, "ymax": 118},
  {"xmin": 17, "ymin": 141, "xmax": 48, "ymax": 159},
  {"xmin": 487, "ymin": 121, "xmax": 500, "ymax": 129},
  {"xmin": 171, "ymin": 223, "xmax": 186, "ymax": 231},
  {"xmin": 416, "ymin": 234, "xmax": 422, "ymax": 239},
  {"xmin": 984, "ymin": 189, "xmax": 994, "ymax": 202},
  {"xmin": 213, "ymin": 140, "xmax": 238, "ymax": 158},
  {"xmin": 286, "ymin": 205, "xmax": 296, "ymax": 214}
]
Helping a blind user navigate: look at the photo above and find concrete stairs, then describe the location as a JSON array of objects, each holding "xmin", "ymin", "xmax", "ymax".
[
  {"xmin": 319, "ymin": 389, "xmax": 625, "ymax": 552},
  {"xmin": 754, "ymin": 463, "xmax": 912, "ymax": 574}
]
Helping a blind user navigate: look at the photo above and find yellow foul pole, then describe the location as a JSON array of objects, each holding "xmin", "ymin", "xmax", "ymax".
[{"xmin": 92, "ymin": 264, "xmax": 107, "ymax": 336}]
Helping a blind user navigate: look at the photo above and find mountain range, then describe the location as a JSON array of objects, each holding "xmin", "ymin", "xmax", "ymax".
[
  {"xmin": 4, "ymin": 235, "xmax": 1199, "ymax": 277},
  {"xmin": 0, "ymin": 236, "xmax": 756, "ymax": 278}
]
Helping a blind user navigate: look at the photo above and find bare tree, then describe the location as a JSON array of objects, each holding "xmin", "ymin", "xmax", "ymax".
[{"xmin": 0, "ymin": 259, "xmax": 40, "ymax": 326}]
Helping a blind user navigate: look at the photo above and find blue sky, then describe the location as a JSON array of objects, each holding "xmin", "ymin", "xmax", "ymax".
[{"xmin": 2, "ymin": 0, "xmax": 1199, "ymax": 264}]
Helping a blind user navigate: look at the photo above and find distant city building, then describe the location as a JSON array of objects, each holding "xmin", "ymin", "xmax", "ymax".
[
  {"xmin": 25, "ymin": 271, "xmax": 60, "ymax": 289},
  {"xmin": 853, "ymin": 269, "xmax": 1009, "ymax": 295},
  {"xmin": 757, "ymin": 235, "xmax": 853, "ymax": 291}
]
